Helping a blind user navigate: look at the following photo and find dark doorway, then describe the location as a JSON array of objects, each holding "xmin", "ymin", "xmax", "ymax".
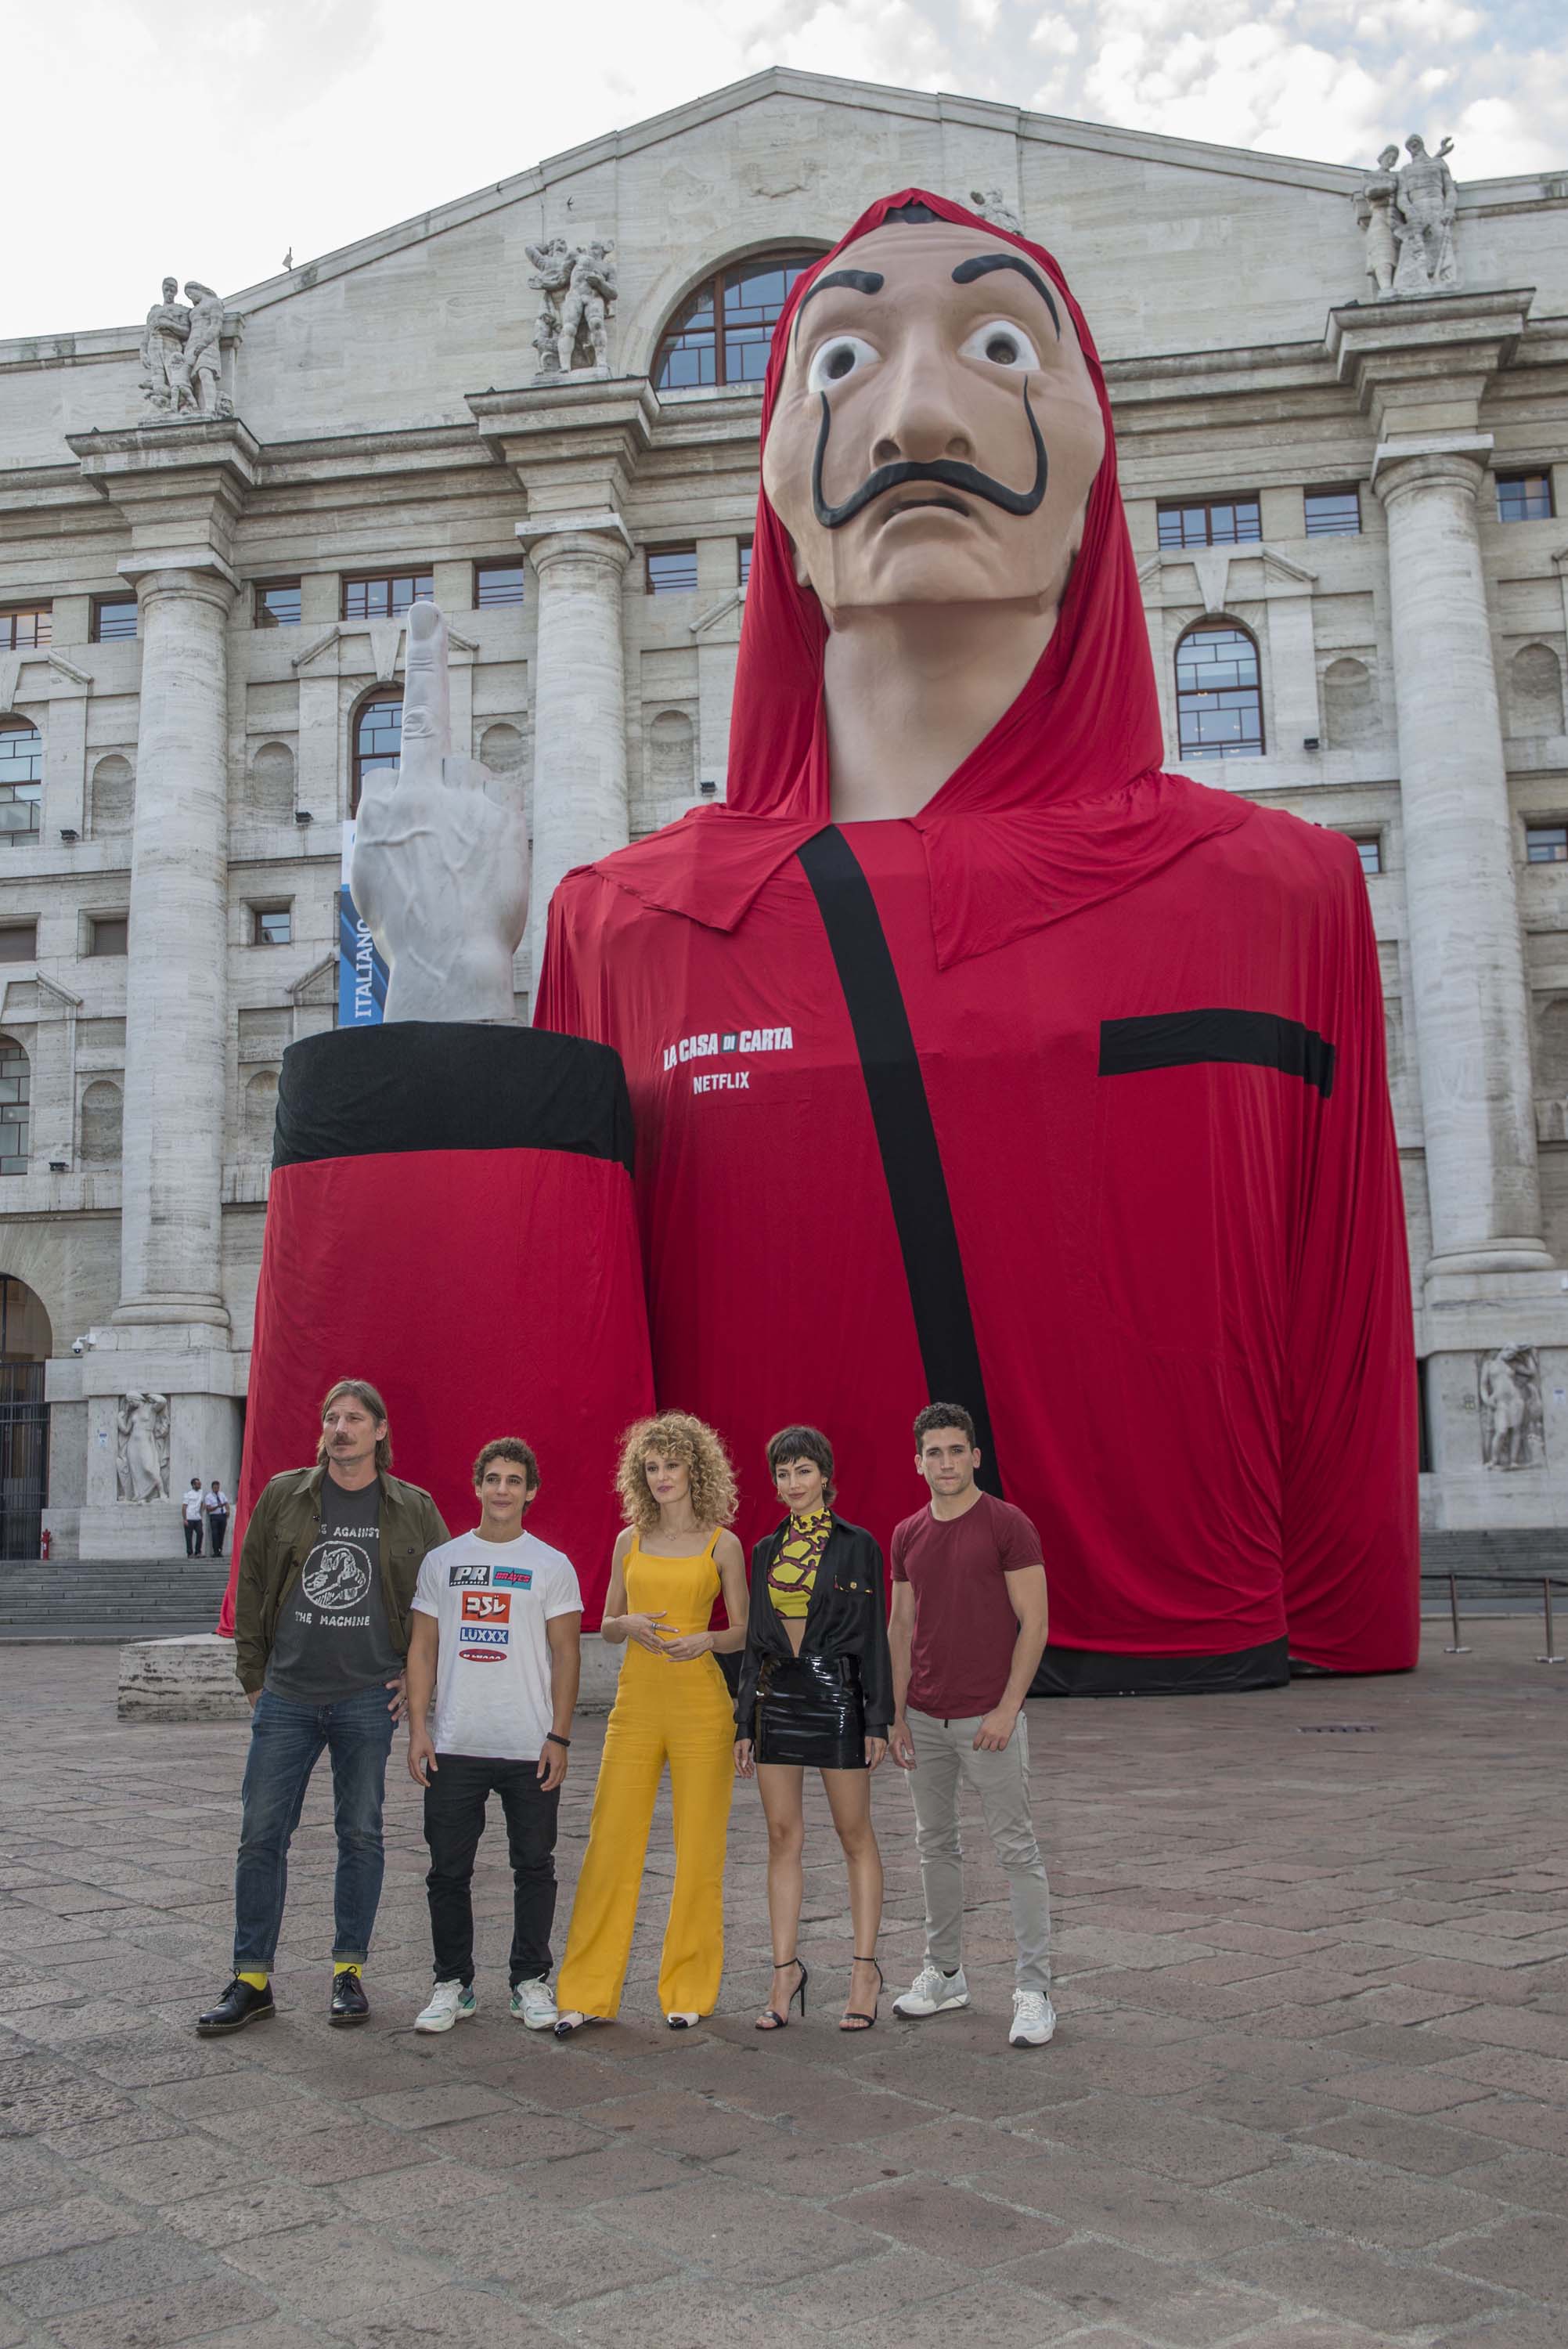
[{"xmin": 0, "ymin": 1276, "xmax": 50, "ymax": 1559}]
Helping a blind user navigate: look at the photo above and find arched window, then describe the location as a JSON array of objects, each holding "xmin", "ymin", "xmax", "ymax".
[
  {"xmin": 654, "ymin": 251, "xmax": 822, "ymax": 392},
  {"xmin": 351, "ymin": 691, "xmax": 402, "ymax": 815},
  {"xmin": 1175, "ymin": 623, "xmax": 1264, "ymax": 760},
  {"xmin": 80, "ymin": 1079, "xmax": 123, "ymax": 1167},
  {"xmin": 0, "ymin": 1035, "xmax": 29, "ymax": 1172},
  {"xmin": 0, "ymin": 718, "xmax": 42, "ymax": 847}
]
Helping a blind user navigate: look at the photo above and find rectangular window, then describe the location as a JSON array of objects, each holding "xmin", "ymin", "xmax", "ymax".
[
  {"xmin": 1525, "ymin": 822, "xmax": 1568, "ymax": 864},
  {"xmin": 1349, "ymin": 834, "xmax": 1382, "ymax": 876},
  {"xmin": 646, "ymin": 544, "xmax": 699, "ymax": 595},
  {"xmin": 252, "ymin": 906, "xmax": 292, "ymax": 947},
  {"xmin": 0, "ymin": 606, "xmax": 51, "ymax": 651},
  {"xmin": 1157, "ymin": 497, "xmax": 1263, "ymax": 550},
  {"xmin": 254, "ymin": 580, "xmax": 302, "ymax": 628},
  {"xmin": 474, "ymin": 562, "xmax": 526, "ymax": 609},
  {"xmin": 1305, "ymin": 487, "xmax": 1361, "ymax": 538},
  {"xmin": 88, "ymin": 915, "xmax": 128, "ymax": 956},
  {"xmin": 91, "ymin": 596, "xmax": 138, "ymax": 643},
  {"xmin": 1497, "ymin": 473, "xmax": 1554, "ymax": 524},
  {"xmin": 0, "ymin": 923, "xmax": 36, "ymax": 962},
  {"xmin": 737, "ymin": 539, "xmax": 753, "ymax": 589},
  {"xmin": 341, "ymin": 571, "xmax": 434, "ymax": 620}
]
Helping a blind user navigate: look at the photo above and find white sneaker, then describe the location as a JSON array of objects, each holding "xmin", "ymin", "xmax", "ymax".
[
  {"xmin": 892, "ymin": 1963, "xmax": 970, "ymax": 2018},
  {"xmin": 510, "ymin": 1977, "xmax": 557, "ymax": 2030},
  {"xmin": 1010, "ymin": 1990, "xmax": 1056, "ymax": 2047},
  {"xmin": 415, "ymin": 1979, "xmax": 477, "ymax": 2033}
]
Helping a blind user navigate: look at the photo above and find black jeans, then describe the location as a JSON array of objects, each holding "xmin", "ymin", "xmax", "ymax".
[
  {"xmin": 183, "ymin": 1521, "xmax": 203, "ymax": 1557},
  {"xmin": 208, "ymin": 1513, "xmax": 228, "ymax": 1556},
  {"xmin": 423, "ymin": 1753, "xmax": 560, "ymax": 1988}
]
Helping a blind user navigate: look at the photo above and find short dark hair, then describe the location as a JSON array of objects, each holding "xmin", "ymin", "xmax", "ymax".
[
  {"xmin": 474, "ymin": 1436, "xmax": 539, "ymax": 1493},
  {"xmin": 913, "ymin": 1402, "xmax": 977, "ymax": 1452},
  {"xmin": 766, "ymin": 1423, "xmax": 836, "ymax": 1504}
]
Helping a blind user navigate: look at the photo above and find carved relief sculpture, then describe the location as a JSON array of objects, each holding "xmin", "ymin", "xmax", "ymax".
[
  {"xmin": 1479, "ymin": 1345, "xmax": 1545, "ymax": 1470},
  {"xmin": 138, "ymin": 276, "xmax": 240, "ymax": 418},
  {"xmin": 970, "ymin": 187, "xmax": 1023, "ymax": 236},
  {"xmin": 1354, "ymin": 147, "xmax": 1402, "ymax": 299},
  {"xmin": 116, "ymin": 1391, "xmax": 171, "ymax": 1501},
  {"xmin": 525, "ymin": 236, "xmax": 618, "ymax": 377},
  {"xmin": 1393, "ymin": 135, "xmax": 1458, "ymax": 295}
]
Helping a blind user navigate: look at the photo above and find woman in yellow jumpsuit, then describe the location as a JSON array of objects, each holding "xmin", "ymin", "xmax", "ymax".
[{"xmin": 554, "ymin": 1413, "xmax": 748, "ymax": 2032}]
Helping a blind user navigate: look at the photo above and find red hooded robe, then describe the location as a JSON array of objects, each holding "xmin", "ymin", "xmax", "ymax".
[{"xmin": 537, "ymin": 190, "xmax": 1418, "ymax": 1687}]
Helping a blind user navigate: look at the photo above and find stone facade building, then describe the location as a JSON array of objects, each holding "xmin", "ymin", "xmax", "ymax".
[{"xmin": 0, "ymin": 68, "xmax": 1565, "ymax": 1558}]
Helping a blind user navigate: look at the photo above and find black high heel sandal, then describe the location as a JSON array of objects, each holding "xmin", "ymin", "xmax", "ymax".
[
  {"xmin": 755, "ymin": 1957, "xmax": 808, "ymax": 2031},
  {"xmin": 840, "ymin": 1955, "xmax": 884, "ymax": 2032}
]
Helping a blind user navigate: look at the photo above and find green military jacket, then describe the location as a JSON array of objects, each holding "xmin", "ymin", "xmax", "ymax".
[{"xmin": 232, "ymin": 1463, "xmax": 449, "ymax": 1695}]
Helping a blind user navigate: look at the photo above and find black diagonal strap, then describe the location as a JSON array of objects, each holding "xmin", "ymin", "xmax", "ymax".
[
  {"xmin": 1099, "ymin": 1009, "xmax": 1336, "ymax": 1099},
  {"xmin": 797, "ymin": 827, "xmax": 1002, "ymax": 1495}
]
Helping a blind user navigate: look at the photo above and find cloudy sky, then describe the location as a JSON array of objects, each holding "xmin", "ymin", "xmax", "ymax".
[{"xmin": 8, "ymin": 0, "xmax": 1563, "ymax": 340}]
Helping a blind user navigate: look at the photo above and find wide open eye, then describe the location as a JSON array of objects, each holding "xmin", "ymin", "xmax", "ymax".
[
  {"xmin": 806, "ymin": 334, "xmax": 879, "ymax": 395},
  {"xmin": 958, "ymin": 319, "xmax": 1042, "ymax": 370}
]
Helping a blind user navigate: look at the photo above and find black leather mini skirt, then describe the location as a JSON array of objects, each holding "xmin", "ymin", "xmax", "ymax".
[{"xmin": 754, "ymin": 1651, "xmax": 867, "ymax": 1769}]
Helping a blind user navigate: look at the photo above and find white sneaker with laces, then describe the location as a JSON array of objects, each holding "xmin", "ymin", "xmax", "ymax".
[
  {"xmin": 892, "ymin": 1962, "xmax": 970, "ymax": 2019},
  {"xmin": 415, "ymin": 1979, "xmax": 477, "ymax": 2033},
  {"xmin": 510, "ymin": 1977, "xmax": 557, "ymax": 2030},
  {"xmin": 1009, "ymin": 1989, "xmax": 1056, "ymax": 2047}
]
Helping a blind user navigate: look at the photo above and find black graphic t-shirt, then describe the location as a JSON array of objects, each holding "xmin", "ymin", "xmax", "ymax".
[{"xmin": 264, "ymin": 1473, "xmax": 402, "ymax": 1704}]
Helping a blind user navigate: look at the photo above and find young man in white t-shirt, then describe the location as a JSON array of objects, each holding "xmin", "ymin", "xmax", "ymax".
[{"xmin": 406, "ymin": 1437, "xmax": 582, "ymax": 2032}]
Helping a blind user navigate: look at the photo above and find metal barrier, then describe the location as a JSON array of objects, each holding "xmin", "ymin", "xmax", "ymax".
[{"xmin": 1421, "ymin": 1571, "xmax": 1566, "ymax": 1663}]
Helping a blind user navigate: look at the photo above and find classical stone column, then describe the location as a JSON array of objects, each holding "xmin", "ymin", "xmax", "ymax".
[
  {"xmin": 115, "ymin": 554, "xmax": 236, "ymax": 1328},
  {"xmin": 1374, "ymin": 448, "xmax": 1549, "ymax": 1275},
  {"xmin": 518, "ymin": 513, "xmax": 633, "ymax": 989}
]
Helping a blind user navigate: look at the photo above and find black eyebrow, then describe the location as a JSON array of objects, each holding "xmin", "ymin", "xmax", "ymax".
[
  {"xmin": 793, "ymin": 269, "xmax": 885, "ymax": 348},
  {"xmin": 951, "ymin": 252, "xmax": 1060, "ymax": 340}
]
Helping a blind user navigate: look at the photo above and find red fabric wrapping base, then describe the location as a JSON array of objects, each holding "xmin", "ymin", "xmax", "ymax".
[{"xmin": 217, "ymin": 1146, "xmax": 652, "ymax": 1634}]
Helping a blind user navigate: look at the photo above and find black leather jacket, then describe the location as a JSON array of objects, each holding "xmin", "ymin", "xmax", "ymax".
[{"xmin": 734, "ymin": 1517, "xmax": 894, "ymax": 1738}]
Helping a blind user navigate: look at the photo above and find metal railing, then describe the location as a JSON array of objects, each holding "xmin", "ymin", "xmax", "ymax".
[{"xmin": 1422, "ymin": 1570, "xmax": 1566, "ymax": 1662}]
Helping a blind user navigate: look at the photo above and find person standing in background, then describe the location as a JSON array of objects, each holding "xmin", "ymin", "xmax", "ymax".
[
  {"xmin": 182, "ymin": 1478, "xmax": 205, "ymax": 1557},
  {"xmin": 203, "ymin": 1480, "xmax": 231, "ymax": 1557}
]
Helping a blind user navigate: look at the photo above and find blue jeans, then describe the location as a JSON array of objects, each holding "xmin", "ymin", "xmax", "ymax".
[{"xmin": 233, "ymin": 1684, "xmax": 396, "ymax": 1972}]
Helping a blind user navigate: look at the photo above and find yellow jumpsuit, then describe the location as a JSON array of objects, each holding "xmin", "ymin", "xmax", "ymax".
[{"xmin": 556, "ymin": 1529, "xmax": 736, "ymax": 2019}]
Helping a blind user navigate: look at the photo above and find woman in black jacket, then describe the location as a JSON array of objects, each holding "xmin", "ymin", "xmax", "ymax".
[{"xmin": 734, "ymin": 1425, "xmax": 892, "ymax": 2033}]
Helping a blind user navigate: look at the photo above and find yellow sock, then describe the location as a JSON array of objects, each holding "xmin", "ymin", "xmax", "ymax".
[
  {"xmin": 333, "ymin": 1961, "xmax": 362, "ymax": 1977},
  {"xmin": 237, "ymin": 1971, "xmax": 269, "ymax": 1992}
]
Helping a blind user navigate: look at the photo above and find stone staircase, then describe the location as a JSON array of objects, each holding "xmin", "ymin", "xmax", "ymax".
[
  {"xmin": 1420, "ymin": 1527, "xmax": 1568, "ymax": 1600},
  {"xmin": 0, "ymin": 1559, "xmax": 229, "ymax": 1641}
]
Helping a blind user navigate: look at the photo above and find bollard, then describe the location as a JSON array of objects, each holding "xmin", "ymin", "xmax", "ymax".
[
  {"xmin": 1444, "ymin": 1572, "xmax": 1469, "ymax": 1655},
  {"xmin": 1539, "ymin": 1578, "xmax": 1565, "ymax": 1665}
]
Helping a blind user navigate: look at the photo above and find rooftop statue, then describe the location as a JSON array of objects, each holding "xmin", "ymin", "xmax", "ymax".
[
  {"xmin": 525, "ymin": 235, "xmax": 618, "ymax": 377},
  {"xmin": 137, "ymin": 275, "xmax": 240, "ymax": 418},
  {"xmin": 1393, "ymin": 135, "xmax": 1458, "ymax": 295}
]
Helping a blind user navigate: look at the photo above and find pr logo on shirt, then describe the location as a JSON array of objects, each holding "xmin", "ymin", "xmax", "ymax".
[
  {"xmin": 449, "ymin": 1561, "xmax": 490, "ymax": 1589},
  {"xmin": 491, "ymin": 1565, "xmax": 534, "ymax": 1589},
  {"xmin": 461, "ymin": 1590, "xmax": 510, "ymax": 1622}
]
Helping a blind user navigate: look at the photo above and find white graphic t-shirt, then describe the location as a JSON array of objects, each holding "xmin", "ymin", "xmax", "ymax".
[{"xmin": 412, "ymin": 1528, "xmax": 582, "ymax": 1762}]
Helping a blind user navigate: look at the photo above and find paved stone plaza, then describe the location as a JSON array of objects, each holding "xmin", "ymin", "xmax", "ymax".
[{"xmin": 1, "ymin": 1625, "xmax": 1565, "ymax": 2349}]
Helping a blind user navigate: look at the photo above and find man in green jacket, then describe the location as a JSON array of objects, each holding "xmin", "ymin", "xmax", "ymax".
[{"xmin": 197, "ymin": 1379, "xmax": 448, "ymax": 2036}]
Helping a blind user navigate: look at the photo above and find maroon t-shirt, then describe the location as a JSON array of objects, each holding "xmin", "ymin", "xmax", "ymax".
[{"xmin": 891, "ymin": 1491, "xmax": 1044, "ymax": 1718}]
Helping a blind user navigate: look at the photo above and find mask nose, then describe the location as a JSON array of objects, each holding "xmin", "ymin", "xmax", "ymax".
[{"xmin": 869, "ymin": 331, "xmax": 975, "ymax": 470}]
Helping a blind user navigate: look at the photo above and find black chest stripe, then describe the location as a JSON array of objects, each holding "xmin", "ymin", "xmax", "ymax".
[
  {"xmin": 1099, "ymin": 1009, "xmax": 1336, "ymax": 1099},
  {"xmin": 797, "ymin": 827, "xmax": 1003, "ymax": 1496}
]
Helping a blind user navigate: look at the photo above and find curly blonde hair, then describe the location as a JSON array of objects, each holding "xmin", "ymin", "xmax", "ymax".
[{"xmin": 616, "ymin": 1412, "xmax": 738, "ymax": 1533}]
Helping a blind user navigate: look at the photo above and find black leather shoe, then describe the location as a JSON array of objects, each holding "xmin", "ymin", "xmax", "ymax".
[
  {"xmin": 196, "ymin": 1977, "xmax": 276, "ymax": 2036},
  {"xmin": 330, "ymin": 1971, "xmax": 369, "ymax": 2026}
]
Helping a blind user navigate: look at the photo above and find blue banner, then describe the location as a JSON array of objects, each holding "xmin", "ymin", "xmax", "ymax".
[{"xmin": 338, "ymin": 823, "xmax": 387, "ymax": 1027}]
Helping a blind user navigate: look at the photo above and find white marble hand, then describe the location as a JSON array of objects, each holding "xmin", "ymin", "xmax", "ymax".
[{"xmin": 350, "ymin": 600, "xmax": 529, "ymax": 1023}]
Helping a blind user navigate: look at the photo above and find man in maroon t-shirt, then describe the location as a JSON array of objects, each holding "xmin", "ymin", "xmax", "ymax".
[{"xmin": 889, "ymin": 1402, "xmax": 1053, "ymax": 2047}]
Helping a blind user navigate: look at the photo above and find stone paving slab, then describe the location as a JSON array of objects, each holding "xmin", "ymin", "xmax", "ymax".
[{"xmin": 0, "ymin": 1624, "xmax": 1565, "ymax": 2347}]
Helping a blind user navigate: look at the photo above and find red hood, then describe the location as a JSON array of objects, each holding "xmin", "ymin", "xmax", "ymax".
[{"xmin": 584, "ymin": 187, "xmax": 1249, "ymax": 965}]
